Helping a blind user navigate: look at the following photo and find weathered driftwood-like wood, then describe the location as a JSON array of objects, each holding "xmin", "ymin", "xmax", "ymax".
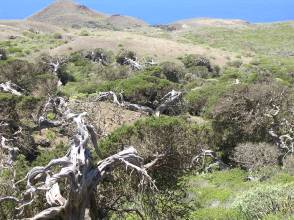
[
  {"xmin": 266, "ymin": 104, "xmax": 294, "ymax": 158},
  {"xmin": 0, "ymin": 97, "xmax": 155, "ymax": 220},
  {"xmin": 0, "ymin": 81, "xmax": 23, "ymax": 96},
  {"xmin": 0, "ymin": 136, "xmax": 20, "ymax": 167},
  {"xmin": 191, "ymin": 149, "xmax": 228, "ymax": 172},
  {"xmin": 96, "ymin": 90, "xmax": 182, "ymax": 117}
]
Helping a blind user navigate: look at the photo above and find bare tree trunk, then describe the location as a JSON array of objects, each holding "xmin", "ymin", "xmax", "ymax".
[{"xmin": 0, "ymin": 96, "xmax": 156, "ymax": 220}]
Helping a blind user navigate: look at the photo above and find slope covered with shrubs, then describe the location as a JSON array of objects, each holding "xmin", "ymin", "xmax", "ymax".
[{"xmin": 0, "ymin": 31, "xmax": 294, "ymax": 219}]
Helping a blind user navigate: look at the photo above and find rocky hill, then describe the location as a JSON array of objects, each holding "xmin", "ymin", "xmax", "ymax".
[
  {"xmin": 28, "ymin": 0, "xmax": 106, "ymax": 27},
  {"xmin": 28, "ymin": 0, "xmax": 148, "ymax": 29}
]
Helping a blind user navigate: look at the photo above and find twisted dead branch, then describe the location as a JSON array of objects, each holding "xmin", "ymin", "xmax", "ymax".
[
  {"xmin": 95, "ymin": 90, "xmax": 182, "ymax": 117},
  {"xmin": 0, "ymin": 96, "xmax": 157, "ymax": 219},
  {"xmin": 0, "ymin": 81, "xmax": 23, "ymax": 96}
]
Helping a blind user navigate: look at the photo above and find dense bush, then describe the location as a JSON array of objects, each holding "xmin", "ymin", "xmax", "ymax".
[
  {"xmin": 160, "ymin": 62, "xmax": 184, "ymax": 83},
  {"xmin": 85, "ymin": 48, "xmax": 114, "ymax": 65},
  {"xmin": 116, "ymin": 49, "xmax": 137, "ymax": 65},
  {"xmin": 100, "ymin": 116, "xmax": 216, "ymax": 188},
  {"xmin": 96, "ymin": 73, "xmax": 175, "ymax": 107},
  {"xmin": 99, "ymin": 65, "xmax": 131, "ymax": 81},
  {"xmin": 181, "ymin": 54, "xmax": 212, "ymax": 71},
  {"xmin": 0, "ymin": 93, "xmax": 41, "ymax": 156},
  {"xmin": 212, "ymin": 82, "xmax": 294, "ymax": 147},
  {"xmin": 52, "ymin": 33, "xmax": 62, "ymax": 39},
  {"xmin": 185, "ymin": 66, "xmax": 210, "ymax": 80},
  {"xmin": 234, "ymin": 184, "xmax": 294, "ymax": 219},
  {"xmin": 231, "ymin": 142, "xmax": 280, "ymax": 170},
  {"xmin": 0, "ymin": 59, "xmax": 57, "ymax": 96},
  {"xmin": 185, "ymin": 79, "xmax": 232, "ymax": 116},
  {"xmin": 181, "ymin": 54, "xmax": 222, "ymax": 79}
]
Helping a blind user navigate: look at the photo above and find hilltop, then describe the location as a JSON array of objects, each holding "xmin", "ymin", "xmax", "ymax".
[
  {"xmin": 28, "ymin": 0, "xmax": 106, "ymax": 28},
  {"xmin": 28, "ymin": 0, "xmax": 148, "ymax": 29}
]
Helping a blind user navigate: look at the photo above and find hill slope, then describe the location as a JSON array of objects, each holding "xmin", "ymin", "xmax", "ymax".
[
  {"xmin": 170, "ymin": 18, "xmax": 251, "ymax": 30},
  {"xmin": 28, "ymin": 0, "xmax": 148, "ymax": 29},
  {"xmin": 28, "ymin": 0, "xmax": 107, "ymax": 27}
]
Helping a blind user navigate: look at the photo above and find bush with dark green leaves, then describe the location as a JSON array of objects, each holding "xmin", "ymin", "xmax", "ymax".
[
  {"xmin": 116, "ymin": 49, "xmax": 137, "ymax": 65},
  {"xmin": 181, "ymin": 54, "xmax": 212, "ymax": 71},
  {"xmin": 100, "ymin": 116, "xmax": 216, "ymax": 188},
  {"xmin": 160, "ymin": 62, "xmax": 185, "ymax": 83},
  {"xmin": 181, "ymin": 54, "xmax": 221, "ymax": 79},
  {"xmin": 185, "ymin": 79, "xmax": 232, "ymax": 116},
  {"xmin": 0, "ymin": 59, "xmax": 57, "ymax": 96},
  {"xmin": 0, "ymin": 93, "xmax": 42, "ymax": 158},
  {"xmin": 96, "ymin": 73, "xmax": 175, "ymax": 107}
]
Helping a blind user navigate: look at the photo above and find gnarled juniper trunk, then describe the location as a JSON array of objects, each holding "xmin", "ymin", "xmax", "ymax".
[{"xmin": 0, "ymin": 97, "xmax": 155, "ymax": 220}]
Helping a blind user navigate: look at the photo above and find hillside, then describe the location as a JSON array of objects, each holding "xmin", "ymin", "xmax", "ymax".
[
  {"xmin": 28, "ymin": 0, "xmax": 148, "ymax": 30},
  {"xmin": 28, "ymin": 0, "xmax": 106, "ymax": 28},
  {"xmin": 106, "ymin": 14, "xmax": 148, "ymax": 29},
  {"xmin": 28, "ymin": 0, "xmax": 107, "ymax": 27},
  {"xmin": 0, "ymin": 1, "xmax": 294, "ymax": 220},
  {"xmin": 171, "ymin": 18, "xmax": 251, "ymax": 29}
]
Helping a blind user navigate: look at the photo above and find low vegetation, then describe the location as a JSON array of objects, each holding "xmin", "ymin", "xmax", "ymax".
[{"xmin": 0, "ymin": 6, "xmax": 294, "ymax": 219}]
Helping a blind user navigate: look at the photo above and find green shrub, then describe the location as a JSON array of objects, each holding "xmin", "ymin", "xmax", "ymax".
[
  {"xmin": 100, "ymin": 116, "xmax": 215, "ymax": 188},
  {"xmin": 47, "ymin": 112, "xmax": 56, "ymax": 120},
  {"xmin": 160, "ymin": 61, "xmax": 184, "ymax": 83},
  {"xmin": 234, "ymin": 184, "xmax": 294, "ymax": 219},
  {"xmin": 53, "ymin": 33, "xmax": 62, "ymax": 39},
  {"xmin": 181, "ymin": 54, "xmax": 212, "ymax": 71},
  {"xmin": 116, "ymin": 49, "xmax": 137, "ymax": 65},
  {"xmin": 97, "ymin": 73, "xmax": 174, "ymax": 106},
  {"xmin": 185, "ymin": 79, "xmax": 232, "ymax": 116},
  {"xmin": 187, "ymin": 66, "xmax": 210, "ymax": 79},
  {"xmin": 79, "ymin": 30, "xmax": 90, "ymax": 36},
  {"xmin": 0, "ymin": 59, "xmax": 57, "ymax": 96}
]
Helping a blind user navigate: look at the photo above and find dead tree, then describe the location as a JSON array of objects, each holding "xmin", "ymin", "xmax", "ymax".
[
  {"xmin": 191, "ymin": 149, "xmax": 228, "ymax": 172},
  {"xmin": 41, "ymin": 56, "xmax": 69, "ymax": 86},
  {"xmin": 0, "ymin": 81, "xmax": 24, "ymax": 96},
  {"xmin": 116, "ymin": 50, "xmax": 142, "ymax": 70},
  {"xmin": 0, "ymin": 97, "xmax": 156, "ymax": 220},
  {"xmin": 95, "ymin": 90, "xmax": 183, "ymax": 117},
  {"xmin": 143, "ymin": 57, "xmax": 157, "ymax": 67},
  {"xmin": 46, "ymin": 57, "xmax": 69, "ymax": 74},
  {"xmin": 155, "ymin": 90, "xmax": 183, "ymax": 117},
  {"xmin": 85, "ymin": 49, "xmax": 112, "ymax": 66},
  {"xmin": 0, "ymin": 136, "xmax": 20, "ymax": 167},
  {"xmin": 123, "ymin": 58, "xmax": 142, "ymax": 70},
  {"xmin": 0, "ymin": 122, "xmax": 22, "ymax": 168},
  {"xmin": 266, "ymin": 103, "xmax": 294, "ymax": 159}
]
